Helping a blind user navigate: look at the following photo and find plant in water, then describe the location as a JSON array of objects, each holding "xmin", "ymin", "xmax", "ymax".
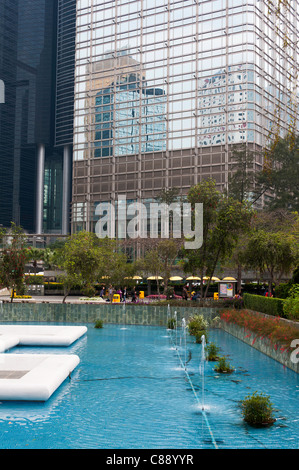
[
  {"xmin": 214, "ymin": 356, "xmax": 234, "ymax": 373},
  {"xmin": 94, "ymin": 319, "xmax": 103, "ymax": 329},
  {"xmin": 188, "ymin": 314, "xmax": 208, "ymax": 336},
  {"xmin": 195, "ymin": 330, "xmax": 209, "ymax": 344},
  {"xmin": 241, "ymin": 392, "xmax": 276, "ymax": 427},
  {"xmin": 168, "ymin": 317, "xmax": 177, "ymax": 330},
  {"xmin": 206, "ymin": 342, "xmax": 220, "ymax": 361}
]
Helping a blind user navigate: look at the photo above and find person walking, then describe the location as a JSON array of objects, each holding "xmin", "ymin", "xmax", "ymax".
[
  {"xmin": 108, "ymin": 285, "xmax": 114, "ymax": 303},
  {"xmin": 123, "ymin": 287, "xmax": 127, "ymax": 302},
  {"xmin": 131, "ymin": 287, "xmax": 137, "ymax": 303},
  {"xmin": 183, "ymin": 286, "xmax": 188, "ymax": 301}
]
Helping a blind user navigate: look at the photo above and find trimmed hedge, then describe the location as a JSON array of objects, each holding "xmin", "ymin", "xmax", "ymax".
[
  {"xmin": 243, "ymin": 293, "xmax": 285, "ymax": 317},
  {"xmin": 25, "ymin": 275, "xmax": 44, "ymax": 285}
]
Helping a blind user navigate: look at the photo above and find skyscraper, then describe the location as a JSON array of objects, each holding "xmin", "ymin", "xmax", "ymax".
[
  {"xmin": 0, "ymin": 0, "xmax": 58, "ymax": 232},
  {"xmin": 1, "ymin": 1, "xmax": 298, "ymax": 236},
  {"xmin": 72, "ymin": 0, "xmax": 299, "ymax": 233},
  {"xmin": 0, "ymin": 0, "xmax": 76, "ymax": 235}
]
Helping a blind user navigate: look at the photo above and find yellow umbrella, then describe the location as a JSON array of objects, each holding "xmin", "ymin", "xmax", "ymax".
[
  {"xmin": 186, "ymin": 276, "xmax": 201, "ymax": 281},
  {"xmin": 169, "ymin": 276, "xmax": 183, "ymax": 281},
  {"xmin": 147, "ymin": 276, "xmax": 163, "ymax": 280},
  {"xmin": 222, "ymin": 277, "xmax": 237, "ymax": 281},
  {"xmin": 125, "ymin": 276, "xmax": 143, "ymax": 280}
]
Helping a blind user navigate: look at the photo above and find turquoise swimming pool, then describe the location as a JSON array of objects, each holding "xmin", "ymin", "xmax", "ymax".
[{"xmin": 0, "ymin": 323, "xmax": 298, "ymax": 449}]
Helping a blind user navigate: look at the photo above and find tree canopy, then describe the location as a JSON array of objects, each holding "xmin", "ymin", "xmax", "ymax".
[
  {"xmin": 0, "ymin": 223, "xmax": 30, "ymax": 301},
  {"xmin": 182, "ymin": 179, "xmax": 254, "ymax": 298}
]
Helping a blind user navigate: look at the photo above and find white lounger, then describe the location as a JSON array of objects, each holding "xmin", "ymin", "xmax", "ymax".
[
  {"xmin": 0, "ymin": 325, "xmax": 87, "ymax": 349},
  {"xmin": 0, "ymin": 353, "xmax": 80, "ymax": 401}
]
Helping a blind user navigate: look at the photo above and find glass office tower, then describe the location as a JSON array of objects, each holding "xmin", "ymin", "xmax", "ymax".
[
  {"xmin": 0, "ymin": 0, "xmax": 18, "ymax": 229},
  {"xmin": 72, "ymin": 0, "xmax": 299, "ymax": 232},
  {"xmin": 0, "ymin": 0, "xmax": 76, "ymax": 234},
  {"xmin": 0, "ymin": 0, "xmax": 58, "ymax": 232}
]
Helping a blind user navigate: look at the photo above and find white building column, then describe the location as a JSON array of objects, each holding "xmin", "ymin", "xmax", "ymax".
[
  {"xmin": 62, "ymin": 145, "xmax": 71, "ymax": 234},
  {"xmin": 35, "ymin": 144, "xmax": 45, "ymax": 234}
]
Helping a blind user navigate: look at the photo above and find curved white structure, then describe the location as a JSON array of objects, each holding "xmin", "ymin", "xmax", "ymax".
[
  {"xmin": 0, "ymin": 325, "xmax": 87, "ymax": 400},
  {"xmin": 0, "ymin": 325, "xmax": 87, "ymax": 349},
  {"xmin": 0, "ymin": 354, "xmax": 80, "ymax": 401},
  {"xmin": 0, "ymin": 335, "xmax": 20, "ymax": 353}
]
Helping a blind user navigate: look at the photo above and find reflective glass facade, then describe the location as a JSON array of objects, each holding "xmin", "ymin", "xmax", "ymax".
[
  {"xmin": 55, "ymin": 0, "xmax": 76, "ymax": 147},
  {"xmin": 43, "ymin": 152, "xmax": 63, "ymax": 233},
  {"xmin": 0, "ymin": 0, "xmax": 58, "ymax": 232},
  {"xmin": 72, "ymin": 0, "xmax": 299, "ymax": 232},
  {"xmin": 0, "ymin": 0, "xmax": 76, "ymax": 234},
  {"xmin": 91, "ymin": 53, "xmax": 166, "ymax": 158},
  {"xmin": 0, "ymin": 0, "xmax": 18, "ymax": 228},
  {"xmin": 74, "ymin": 1, "xmax": 298, "ymax": 158}
]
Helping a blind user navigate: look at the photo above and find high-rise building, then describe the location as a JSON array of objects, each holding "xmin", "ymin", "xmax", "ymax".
[
  {"xmin": 0, "ymin": 0, "xmax": 76, "ymax": 235},
  {"xmin": 72, "ymin": 0, "xmax": 299, "ymax": 233},
  {"xmin": 1, "ymin": 1, "xmax": 298, "ymax": 237},
  {"xmin": 0, "ymin": 0, "xmax": 59, "ymax": 233}
]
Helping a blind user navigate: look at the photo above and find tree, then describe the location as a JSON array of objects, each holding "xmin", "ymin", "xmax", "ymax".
[
  {"xmin": 0, "ymin": 223, "xmax": 30, "ymax": 302},
  {"xmin": 204, "ymin": 196, "xmax": 254, "ymax": 296},
  {"xmin": 182, "ymin": 179, "xmax": 254, "ymax": 298},
  {"xmin": 156, "ymin": 187, "xmax": 181, "ymax": 205},
  {"xmin": 184, "ymin": 179, "xmax": 220, "ymax": 297},
  {"xmin": 243, "ymin": 229, "xmax": 297, "ymax": 294},
  {"xmin": 156, "ymin": 239, "xmax": 181, "ymax": 294},
  {"xmin": 136, "ymin": 248, "xmax": 164, "ymax": 296},
  {"xmin": 257, "ymin": 134, "xmax": 299, "ymax": 211},
  {"xmin": 223, "ymin": 233, "xmax": 250, "ymax": 292},
  {"xmin": 57, "ymin": 231, "xmax": 107, "ymax": 302},
  {"xmin": 27, "ymin": 247, "xmax": 44, "ymax": 275},
  {"xmin": 228, "ymin": 143, "xmax": 261, "ymax": 203},
  {"xmin": 43, "ymin": 247, "xmax": 56, "ymax": 270},
  {"xmin": 104, "ymin": 249, "xmax": 137, "ymax": 288},
  {"xmin": 57, "ymin": 232, "xmax": 135, "ymax": 301}
]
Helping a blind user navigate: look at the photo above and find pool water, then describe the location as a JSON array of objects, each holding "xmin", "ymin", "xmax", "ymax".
[{"xmin": 0, "ymin": 324, "xmax": 298, "ymax": 449}]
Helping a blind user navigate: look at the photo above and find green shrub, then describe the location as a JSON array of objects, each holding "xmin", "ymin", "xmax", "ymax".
[
  {"xmin": 167, "ymin": 317, "xmax": 177, "ymax": 330},
  {"xmin": 25, "ymin": 275, "xmax": 44, "ymax": 285},
  {"xmin": 214, "ymin": 356, "xmax": 234, "ymax": 373},
  {"xmin": 195, "ymin": 330, "xmax": 208, "ymax": 344},
  {"xmin": 241, "ymin": 392, "xmax": 275, "ymax": 427},
  {"xmin": 274, "ymin": 282, "xmax": 292, "ymax": 299},
  {"xmin": 187, "ymin": 314, "xmax": 209, "ymax": 336},
  {"xmin": 243, "ymin": 293, "xmax": 285, "ymax": 317},
  {"xmin": 45, "ymin": 282, "xmax": 64, "ymax": 290},
  {"xmin": 206, "ymin": 342, "xmax": 220, "ymax": 361},
  {"xmin": 94, "ymin": 319, "xmax": 103, "ymax": 329},
  {"xmin": 82, "ymin": 284, "xmax": 97, "ymax": 298},
  {"xmin": 150, "ymin": 298, "xmax": 236, "ymax": 308},
  {"xmin": 283, "ymin": 285, "xmax": 299, "ymax": 320}
]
